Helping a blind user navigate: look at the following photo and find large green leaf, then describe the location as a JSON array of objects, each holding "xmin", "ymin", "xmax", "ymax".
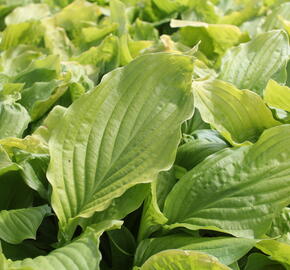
[
  {"xmin": 0, "ymin": 205, "xmax": 51, "ymax": 244},
  {"xmin": 193, "ymin": 79, "xmax": 280, "ymax": 145},
  {"xmin": 264, "ymin": 79, "xmax": 290, "ymax": 112},
  {"xmin": 47, "ymin": 53, "xmax": 194, "ymax": 239},
  {"xmin": 219, "ymin": 30, "xmax": 289, "ymax": 95},
  {"xmin": 134, "ymin": 235, "xmax": 256, "ymax": 267},
  {"xmin": 4, "ymin": 220, "xmax": 122, "ymax": 270},
  {"xmin": 164, "ymin": 125, "xmax": 290, "ymax": 238},
  {"xmin": 139, "ymin": 250, "xmax": 231, "ymax": 270}
]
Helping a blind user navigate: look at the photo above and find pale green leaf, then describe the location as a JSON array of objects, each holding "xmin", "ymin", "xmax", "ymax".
[
  {"xmin": 220, "ymin": 30, "xmax": 289, "ymax": 95},
  {"xmin": 5, "ymin": 4, "xmax": 50, "ymax": 25},
  {"xmin": 47, "ymin": 53, "xmax": 194, "ymax": 239},
  {"xmin": 262, "ymin": 2, "xmax": 290, "ymax": 31},
  {"xmin": 193, "ymin": 79, "xmax": 280, "ymax": 145},
  {"xmin": 164, "ymin": 125, "xmax": 290, "ymax": 238},
  {"xmin": 0, "ymin": 205, "xmax": 51, "ymax": 244},
  {"xmin": 139, "ymin": 250, "xmax": 231, "ymax": 270},
  {"xmin": 264, "ymin": 79, "xmax": 290, "ymax": 112},
  {"xmin": 134, "ymin": 235, "xmax": 256, "ymax": 267},
  {"xmin": 54, "ymin": 0, "xmax": 100, "ymax": 32}
]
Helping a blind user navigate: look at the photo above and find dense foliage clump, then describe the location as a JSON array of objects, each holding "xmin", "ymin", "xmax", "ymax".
[{"xmin": 0, "ymin": 0, "xmax": 290, "ymax": 269}]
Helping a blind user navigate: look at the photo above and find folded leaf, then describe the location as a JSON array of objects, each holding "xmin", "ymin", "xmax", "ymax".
[
  {"xmin": 220, "ymin": 30, "xmax": 289, "ymax": 95},
  {"xmin": 0, "ymin": 146, "xmax": 19, "ymax": 176},
  {"xmin": 0, "ymin": 205, "xmax": 51, "ymax": 244},
  {"xmin": 256, "ymin": 240, "xmax": 290, "ymax": 266},
  {"xmin": 176, "ymin": 132, "xmax": 228, "ymax": 170},
  {"xmin": 47, "ymin": 53, "xmax": 194, "ymax": 239},
  {"xmin": 139, "ymin": 250, "xmax": 231, "ymax": 270},
  {"xmin": 134, "ymin": 235, "xmax": 256, "ymax": 267},
  {"xmin": 244, "ymin": 253, "xmax": 285, "ymax": 270},
  {"xmin": 164, "ymin": 125, "xmax": 290, "ymax": 238},
  {"xmin": 262, "ymin": 2, "xmax": 290, "ymax": 31},
  {"xmin": 171, "ymin": 19, "xmax": 247, "ymax": 58},
  {"xmin": 193, "ymin": 79, "xmax": 281, "ymax": 145},
  {"xmin": 264, "ymin": 79, "xmax": 290, "ymax": 112},
  {"xmin": 138, "ymin": 170, "xmax": 176, "ymax": 241}
]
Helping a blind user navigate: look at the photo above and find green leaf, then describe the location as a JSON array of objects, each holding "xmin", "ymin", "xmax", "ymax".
[
  {"xmin": 54, "ymin": 0, "xmax": 100, "ymax": 32},
  {"xmin": 138, "ymin": 170, "xmax": 176, "ymax": 241},
  {"xmin": 41, "ymin": 17, "xmax": 74, "ymax": 59},
  {"xmin": 264, "ymin": 79, "xmax": 290, "ymax": 112},
  {"xmin": 267, "ymin": 207, "xmax": 290, "ymax": 243},
  {"xmin": 193, "ymin": 79, "xmax": 280, "ymax": 145},
  {"xmin": 164, "ymin": 125, "xmax": 290, "ymax": 238},
  {"xmin": 19, "ymin": 80, "xmax": 68, "ymax": 121},
  {"xmin": 13, "ymin": 55, "xmax": 60, "ymax": 88},
  {"xmin": 181, "ymin": 0, "xmax": 219, "ymax": 23},
  {"xmin": 47, "ymin": 53, "xmax": 194, "ymax": 240},
  {"xmin": 219, "ymin": 30, "xmax": 289, "ymax": 95},
  {"xmin": 139, "ymin": 250, "xmax": 231, "ymax": 270},
  {"xmin": 0, "ymin": 171, "xmax": 33, "ymax": 210},
  {"xmin": 13, "ymin": 150, "xmax": 50, "ymax": 199},
  {"xmin": 152, "ymin": 0, "xmax": 189, "ymax": 16},
  {"xmin": 134, "ymin": 235, "xmax": 256, "ymax": 267},
  {"xmin": 0, "ymin": 146, "xmax": 19, "ymax": 176},
  {"xmin": 0, "ymin": 21, "xmax": 44, "ymax": 50},
  {"xmin": 0, "ymin": 102, "xmax": 30, "ymax": 139},
  {"xmin": 171, "ymin": 19, "xmax": 247, "ymax": 58},
  {"xmin": 130, "ymin": 19, "xmax": 159, "ymax": 41},
  {"xmin": 1, "ymin": 241, "xmax": 46, "ymax": 261},
  {"xmin": 256, "ymin": 240, "xmax": 290, "ymax": 266},
  {"xmin": 1, "ymin": 45, "xmax": 43, "ymax": 77},
  {"xmin": 79, "ymin": 184, "xmax": 148, "ymax": 229},
  {"xmin": 176, "ymin": 130, "xmax": 228, "ymax": 170},
  {"xmin": 110, "ymin": 0, "xmax": 132, "ymax": 65},
  {"xmin": 0, "ymin": 205, "xmax": 51, "ymax": 244},
  {"xmin": 5, "ymin": 220, "xmax": 122, "ymax": 270},
  {"xmin": 244, "ymin": 253, "xmax": 286, "ymax": 270}
]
